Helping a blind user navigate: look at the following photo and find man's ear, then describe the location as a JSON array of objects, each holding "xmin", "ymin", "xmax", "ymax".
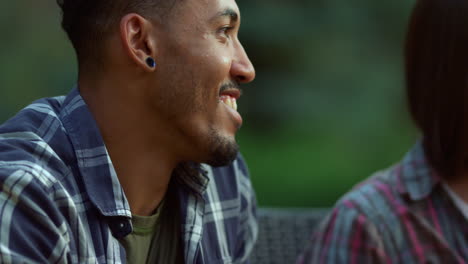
[{"xmin": 120, "ymin": 14, "xmax": 157, "ymax": 71}]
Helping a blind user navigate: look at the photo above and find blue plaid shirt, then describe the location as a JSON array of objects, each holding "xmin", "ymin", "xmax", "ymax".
[{"xmin": 0, "ymin": 88, "xmax": 258, "ymax": 263}]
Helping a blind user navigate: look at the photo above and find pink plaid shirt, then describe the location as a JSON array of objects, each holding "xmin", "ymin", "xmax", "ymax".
[{"xmin": 298, "ymin": 142, "xmax": 468, "ymax": 263}]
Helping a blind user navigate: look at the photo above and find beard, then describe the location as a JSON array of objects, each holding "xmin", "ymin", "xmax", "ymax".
[{"xmin": 204, "ymin": 127, "xmax": 239, "ymax": 167}]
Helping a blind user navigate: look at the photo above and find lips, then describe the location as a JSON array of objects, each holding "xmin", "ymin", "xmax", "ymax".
[
  {"xmin": 219, "ymin": 88, "xmax": 242, "ymax": 127},
  {"xmin": 219, "ymin": 88, "xmax": 241, "ymax": 111}
]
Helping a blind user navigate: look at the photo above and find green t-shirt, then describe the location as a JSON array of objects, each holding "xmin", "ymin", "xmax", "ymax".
[
  {"xmin": 119, "ymin": 202, "xmax": 184, "ymax": 264},
  {"xmin": 119, "ymin": 210, "xmax": 161, "ymax": 264}
]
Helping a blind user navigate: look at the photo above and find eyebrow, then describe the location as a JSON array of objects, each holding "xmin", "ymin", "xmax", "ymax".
[{"xmin": 213, "ymin": 8, "xmax": 239, "ymax": 23}]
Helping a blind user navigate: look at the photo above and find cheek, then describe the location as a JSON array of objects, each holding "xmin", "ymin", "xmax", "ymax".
[
  {"xmin": 221, "ymin": 56, "xmax": 230, "ymax": 66},
  {"xmin": 218, "ymin": 55, "xmax": 231, "ymax": 72},
  {"xmin": 194, "ymin": 53, "xmax": 231, "ymax": 87},
  {"xmin": 199, "ymin": 54, "xmax": 231, "ymax": 84}
]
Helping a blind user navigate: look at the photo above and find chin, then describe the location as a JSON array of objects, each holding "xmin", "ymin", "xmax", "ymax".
[{"xmin": 204, "ymin": 130, "xmax": 239, "ymax": 167}]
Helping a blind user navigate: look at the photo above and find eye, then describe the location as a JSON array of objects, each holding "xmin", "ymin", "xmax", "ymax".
[{"xmin": 218, "ymin": 26, "xmax": 234, "ymax": 38}]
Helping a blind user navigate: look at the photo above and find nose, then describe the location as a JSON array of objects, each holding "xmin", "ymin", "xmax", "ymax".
[{"xmin": 230, "ymin": 42, "xmax": 256, "ymax": 84}]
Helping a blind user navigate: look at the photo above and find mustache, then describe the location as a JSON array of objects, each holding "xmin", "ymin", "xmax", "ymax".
[{"xmin": 219, "ymin": 81, "xmax": 242, "ymax": 95}]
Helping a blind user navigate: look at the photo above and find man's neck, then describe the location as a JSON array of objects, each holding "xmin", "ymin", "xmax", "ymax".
[{"xmin": 79, "ymin": 77, "xmax": 182, "ymax": 216}]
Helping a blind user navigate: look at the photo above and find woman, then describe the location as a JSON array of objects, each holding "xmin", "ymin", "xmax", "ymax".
[{"xmin": 298, "ymin": 0, "xmax": 468, "ymax": 263}]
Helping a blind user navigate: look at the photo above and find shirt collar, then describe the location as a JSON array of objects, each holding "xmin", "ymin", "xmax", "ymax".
[
  {"xmin": 60, "ymin": 87, "xmax": 132, "ymax": 218},
  {"xmin": 174, "ymin": 162, "xmax": 210, "ymax": 198},
  {"xmin": 396, "ymin": 140, "xmax": 441, "ymax": 201}
]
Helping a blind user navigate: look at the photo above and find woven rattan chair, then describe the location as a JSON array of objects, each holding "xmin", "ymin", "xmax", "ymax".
[{"xmin": 250, "ymin": 207, "xmax": 329, "ymax": 264}]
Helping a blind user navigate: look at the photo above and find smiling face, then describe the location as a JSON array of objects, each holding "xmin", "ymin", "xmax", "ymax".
[{"xmin": 148, "ymin": 0, "xmax": 255, "ymax": 166}]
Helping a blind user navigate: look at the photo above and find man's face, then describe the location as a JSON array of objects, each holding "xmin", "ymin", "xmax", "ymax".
[{"xmin": 149, "ymin": 0, "xmax": 255, "ymax": 166}]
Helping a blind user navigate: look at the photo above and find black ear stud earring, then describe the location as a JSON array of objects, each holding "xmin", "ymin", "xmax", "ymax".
[{"xmin": 146, "ymin": 57, "xmax": 156, "ymax": 68}]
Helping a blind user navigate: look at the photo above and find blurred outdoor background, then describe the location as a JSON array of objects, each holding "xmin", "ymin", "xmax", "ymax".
[{"xmin": 0, "ymin": 0, "xmax": 417, "ymax": 208}]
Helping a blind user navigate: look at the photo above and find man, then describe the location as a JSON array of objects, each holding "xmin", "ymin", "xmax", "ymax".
[
  {"xmin": 0, "ymin": 0, "xmax": 257, "ymax": 263},
  {"xmin": 298, "ymin": 0, "xmax": 468, "ymax": 263}
]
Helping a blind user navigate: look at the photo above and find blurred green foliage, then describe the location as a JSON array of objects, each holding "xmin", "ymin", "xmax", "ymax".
[{"xmin": 0, "ymin": 0, "xmax": 417, "ymax": 207}]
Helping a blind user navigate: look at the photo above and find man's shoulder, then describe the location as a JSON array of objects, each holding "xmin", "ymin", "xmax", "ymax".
[
  {"xmin": 0, "ymin": 95, "xmax": 73, "ymax": 185},
  {"xmin": 1, "ymin": 96, "xmax": 66, "ymax": 133},
  {"xmin": 0, "ymin": 144, "xmax": 70, "ymax": 195},
  {"xmin": 0, "ymin": 96, "xmax": 67, "ymax": 149}
]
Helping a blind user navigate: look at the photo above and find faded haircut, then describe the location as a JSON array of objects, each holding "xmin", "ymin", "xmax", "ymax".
[{"xmin": 56, "ymin": 0, "xmax": 177, "ymax": 69}]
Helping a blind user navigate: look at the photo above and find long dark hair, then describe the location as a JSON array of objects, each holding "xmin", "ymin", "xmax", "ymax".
[{"xmin": 405, "ymin": 0, "xmax": 468, "ymax": 179}]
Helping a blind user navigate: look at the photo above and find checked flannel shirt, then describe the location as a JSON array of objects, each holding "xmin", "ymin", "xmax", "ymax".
[
  {"xmin": 298, "ymin": 142, "xmax": 468, "ymax": 264},
  {"xmin": 0, "ymin": 87, "xmax": 258, "ymax": 263}
]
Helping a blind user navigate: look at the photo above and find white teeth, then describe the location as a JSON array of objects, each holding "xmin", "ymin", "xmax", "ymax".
[
  {"xmin": 220, "ymin": 96, "xmax": 238, "ymax": 111},
  {"xmin": 233, "ymin": 98, "xmax": 237, "ymax": 111}
]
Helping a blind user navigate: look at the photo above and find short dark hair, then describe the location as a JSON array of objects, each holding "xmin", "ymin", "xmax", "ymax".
[
  {"xmin": 405, "ymin": 0, "xmax": 468, "ymax": 179},
  {"xmin": 56, "ymin": 0, "xmax": 175, "ymax": 69}
]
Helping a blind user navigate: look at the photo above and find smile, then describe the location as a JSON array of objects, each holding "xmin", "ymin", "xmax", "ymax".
[{"xmin": 219, "ymin": 87, "xmax": 241, "ymax": 112}]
